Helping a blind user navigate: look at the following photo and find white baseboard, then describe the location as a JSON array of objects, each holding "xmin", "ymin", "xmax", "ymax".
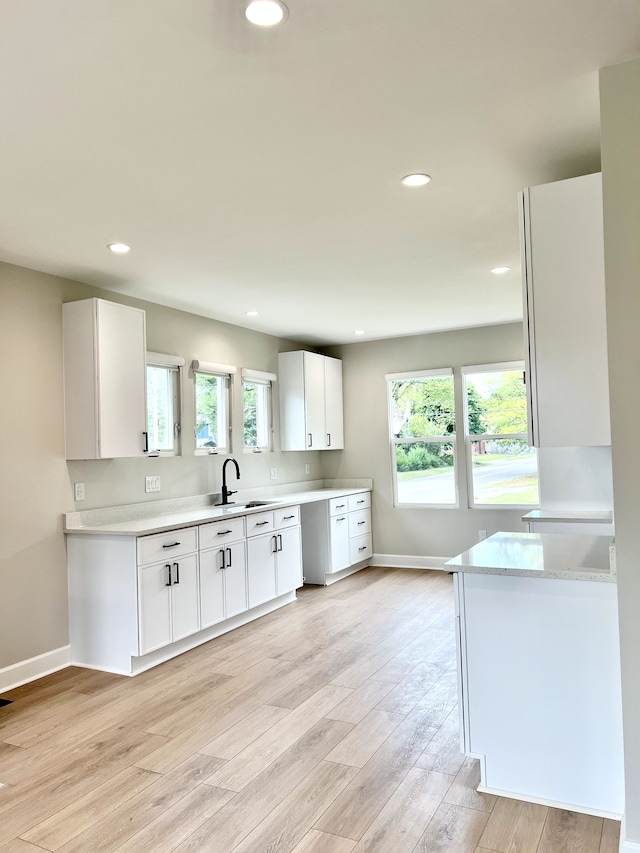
[
  {"xmin": 620, "ymin": 842, "xmax": 640, "ymax": 852},
  {"xmin": 0, "ymin": 646, "xmax": 71, "ymax": 694},
  {"xmin": 371, "ymin": 553, "xmax": 450, "ymax": 571}
]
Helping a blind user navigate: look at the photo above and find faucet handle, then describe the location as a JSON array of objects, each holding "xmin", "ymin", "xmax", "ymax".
[{"xmin": 228, "ymin": 489, "xmax": 237, "ymax": 497}]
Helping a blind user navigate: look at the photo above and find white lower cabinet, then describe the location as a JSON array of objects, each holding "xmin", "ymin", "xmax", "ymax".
[
  {"xmin": 301, "ymin": 490, "xmax": 372, "ymax": 585},
  {"xmin": 67, "ymin": 505, "xmax": 302, "ymax": 676},
  {"xmin": 138, "ymin": 554, "xmax": 199, "ymax": 654}
]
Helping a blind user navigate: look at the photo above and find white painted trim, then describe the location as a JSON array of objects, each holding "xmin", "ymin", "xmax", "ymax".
[
  {"xmin": 0, "ymin": 646, "xmax": 71, "ymax": 693},
  {"xmin": 322, "ymin": 563, "xmax": 368, "ymax": 586},
  {"xmin": 476, "ymin": 783, "xmax": 623, "ymax": 821},
  {"xmin": 385, "ymin": 367, "xmax": 453, "ymax": 381},
  {"xmin": 460, "ymin": 360, "xmax": 525, "ymax": 375},
  {"xmin": 370, "ymin": 553, "xmax": 449, "ymax": 571}
]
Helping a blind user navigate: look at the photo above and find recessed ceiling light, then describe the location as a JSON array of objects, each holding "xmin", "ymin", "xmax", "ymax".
[
  {"xmin": 246, "ymin": 311, "xmax": 259, "ymax": 317},
  {"xmin": 491, "ymin": 266, "xmax": 511, "ymax": 274},
  {"xmin": 107, "ymin": 242, "xmax": 130, "ymax": 254},
  {"xmin": 354, "ymin": 330, "xmax": 365, "ymax": 336},
  {"xmin": 245, "ymin": 0, "xmax": 288, "ymax": 26},
  {"xmin": 401, "ymin": 174, "xmax": 431, "ymax": 187}
]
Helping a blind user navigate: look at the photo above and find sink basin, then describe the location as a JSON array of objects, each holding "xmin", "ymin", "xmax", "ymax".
[{"xmin": 241, "ymin": 500, "xmax": 278, "ymax": 508}]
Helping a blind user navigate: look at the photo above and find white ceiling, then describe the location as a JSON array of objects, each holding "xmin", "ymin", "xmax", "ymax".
[{"xmin": 1, "ymin": 1, "xmax": 639, "ymax": 345}]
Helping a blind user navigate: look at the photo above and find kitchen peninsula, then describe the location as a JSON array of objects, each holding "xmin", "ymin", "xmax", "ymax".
[{"xmin": 447, "ymin": 532, "xmax": 623, "ymax": 818}]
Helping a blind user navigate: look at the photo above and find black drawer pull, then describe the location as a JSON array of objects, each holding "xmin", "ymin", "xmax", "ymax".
[
  {"xmin": 256, "ymin": 521, "xmax": 270, "ymax": 526},
  {"xmin": 336, "ymin": 517, "xmax": 346, "ymax": 522},
  {"xmin": 336, "ymin": 504, "xmax": 345, "ymax": 508},
  {"xmin": 283, "ymin": 515, "xmax": 295, "ymax": 520},
  {"xmin": 358, "ymin": 520, "xmax": 366, "ymax": 525},
  {"xmin": 217, "ymin": 529, "xmax": 233, "ymax": 536},
  {"xmin": 359, "ymin": 546, "xmax": 367, "ymax": 551},
  {"xmin": 173, "ymin": 562, "xmax": 180, "ymax": 584},
  {"xmin": 220, "ymin": 548, "xmax": 226, "ymax": 569},
  {"xmin": 357, "ymin": 499, "xmax": 365, "ymax": 504},
  {"xmin": 162, "ymin": 541, "xmax": 181, "ymax": 548},
  {"xmin": 165, "ymin": 564, "xmax": 172, "ymax": 586},
  {"xmin": 226, "ymin": 547, "xmax": 232, "ymax": 567}
]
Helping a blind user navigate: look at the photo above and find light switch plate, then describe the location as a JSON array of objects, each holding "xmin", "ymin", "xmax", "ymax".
[
  {"xmin": 270, "ymin": 468, "xmax": 277, "ymax": 480},
  {"xmin": 305, "ymin": 464, "xmax": 310, "ymax": 475},
  {"xmin": 74, "ymin": 482, "xmax": 85, "ymax": 501},
  {"xmin": 145, "ymin": 476, "xmax": 161, "ymax": 493}
]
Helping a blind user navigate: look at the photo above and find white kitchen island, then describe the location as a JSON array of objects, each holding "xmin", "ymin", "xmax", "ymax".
[{"xmin": 447, "ymin": 532, "xmax": 623, "ymax": 818}]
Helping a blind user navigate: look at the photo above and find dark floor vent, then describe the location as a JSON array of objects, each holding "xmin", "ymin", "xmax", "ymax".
[{"xmin": 0, "ymin": 698, "xmax": 13, "ymax": 707}]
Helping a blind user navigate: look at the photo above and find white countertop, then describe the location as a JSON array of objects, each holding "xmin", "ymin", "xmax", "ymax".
[
  {"xmin": 64, "ymin": 484, "xmax": 372, "ymax": 537},
  {"xmin": 446, "ymin": 531, "xmax": 615, "ymax": 583},
  {"xmin": 522, "ymin": 509, "xmax": 613, "ymax": 524}
]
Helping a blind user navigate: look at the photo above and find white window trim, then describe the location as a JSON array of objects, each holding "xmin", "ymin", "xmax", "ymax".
[
  {"xmin": 192, "ymin": 361, "xmax": 235, "ymax": 456},
  {"xmin": 387, "ymin": 369, "xmax": 459, "ymax": 509},
  {"xmin": 146, "ymin": 353, "xmax": 183, "ymax": 456},
  {"xmin": 241, "ymin": 368, "xmax": 274, "ymax": 453},
  {"xmin": 462, "ymin": 361, "xmax": 539, "ymax": 510}
]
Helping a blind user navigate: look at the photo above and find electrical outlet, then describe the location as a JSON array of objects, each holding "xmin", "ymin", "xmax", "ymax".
[
  {"xmin": 74, "ymin": 482, "xmax": 85, "ymax": 501},
  {"xmin": 479, "ymin": 530, "xmax": 487, "ymax": 541},
  {"xmin": 305, "ymin": 464, "xmax": 310, "ymax": 475},
  {"xmin": 145, "ymin": 476, "xmax": 161, "ymax": 493},
  {"xmin": 270, "ymin": 467, "xmax": 278, "ymax": 480}
]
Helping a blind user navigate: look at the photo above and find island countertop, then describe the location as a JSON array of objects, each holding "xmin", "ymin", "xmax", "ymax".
[{"xmin": 446, "ymin": 531, "xmax": 615, "ymax": 583}]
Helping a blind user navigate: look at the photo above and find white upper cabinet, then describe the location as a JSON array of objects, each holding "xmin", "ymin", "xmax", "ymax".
[
  {"xmin": 63, "ymin": 298, "xmax": 148, "ymax": 459},
  {"xmin": 520, "ymin": 172, "xmax": 611, "ymax": 448},
  {"xmin": 278, "ymin": 350, "xmax": 344, "ymax": 450}
]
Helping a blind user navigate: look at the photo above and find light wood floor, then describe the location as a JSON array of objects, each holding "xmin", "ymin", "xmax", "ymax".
[{"xmin": 0, "ymin": 568, "xmax": 620, "ymax": 853}]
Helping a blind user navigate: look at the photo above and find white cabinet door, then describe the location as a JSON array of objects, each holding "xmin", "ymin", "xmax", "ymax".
[
  {"xmin": 247, "ymin": 534, "xmax": 277, "ymax": 608},
  {"xmin": 138, "ymin": 561, "xmax": 173, "ymax": 654},
  {"xmin": 170, "ymin": 554, "xmax": 200, "ymax": 642},
  {"xmin": 324, "ymin": 356, "xmax": 344, "ymax": 449},
  {"xmin": 276, "ymin": 526, "xmax": 303, "ymax": 594},
  {"xmin": 303, "ymin": 351, "xmax": 326, "ymax": 449},
  {"xmin": 521, "ymin": 173, "xmax": 610, "ymax": 447},
  {"xmin": 224, "ymin": 542, "xmax": 248, "ymax": 618},
  {"xmin": 63, "ymin": 298, "xmax": 147, "ymax": 459},
  {"xmin": 329, "ymin": 514, "xmax": 350, "ymax": 573},
  {"xmin": 200, "ymin": 548, "xmax": 226, "ymax": 628}
]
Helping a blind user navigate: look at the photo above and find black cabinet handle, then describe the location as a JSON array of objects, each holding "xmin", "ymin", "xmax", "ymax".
[
  {"xmin": 283, "ymin": 515, "xmax": 295, "ymax": 520},
  {"xmin": 217, "ymin": 529, "xmax": 233, "ymax": 536},
  {"xmin": 337, "ymin": 517, "xmax": 346, "ymax": 522},
  {"xmin": 226, "ymin": 547, "xmax": 232, "ymax": 567},
  {"xmin": 336, "ymin": 504, "xmax": 345, "ymax": 508},
  {"xmin": 327, "ymin": 433, "xmax": 331, "ymax": 446},
  {"xmin": 272, "ymin": 535, "xmax": 278, "ymax": 553},
  {"xmin": 358, "ymin": 520, "xmax": 366, "ymax": 526},
  {"xmin": 357, "ymin": 499, "xmax": 365, "ymax": 504},
  {"xmin": 308, "ymin": 433, "xmax": 313, "ymax": 447},
  {"xmin": 278, "ymin": 534, "xmax": 283, "ymax": 552},
  {"xmin": 359, "ymin": 546, "xmax": 367, "ymax": 552},
  {"xmin": 219, "ymin": 548, "xmax": 226, "ymax": 569},
  {"xmin": 162, "ymin": 541, "xmax": 181, "ymax": 549},
  {"xmin": 143, "ymin": 431, "xmax": 149, "ymax": 453},
  {"xmin": 256, "ymin": 521, "xmax": 270, "ymax": 526},
  {"xmin": 173, "ymin": 562, "xmax": 180, "ymax": 584},
  {"xmin": 165, "ymin": 564, "xmax": 172, "ymax": 586}
]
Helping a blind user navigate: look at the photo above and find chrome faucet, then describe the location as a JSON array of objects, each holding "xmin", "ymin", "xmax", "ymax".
[{"xmin": 217, "ymin": 457, "xmax": 240, "ymax": 506}]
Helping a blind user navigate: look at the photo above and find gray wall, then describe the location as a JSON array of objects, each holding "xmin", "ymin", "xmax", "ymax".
[
  {"xmin": 601, "ymin": 56, "xmax": 640, "ymax": 846},
  {"xmin": 324, "ymin": 323, "xmax": 530, "ymax": 560},
  {"xmin": 0, "ymin": 261, "xmax": 322, "ymax": 670}
]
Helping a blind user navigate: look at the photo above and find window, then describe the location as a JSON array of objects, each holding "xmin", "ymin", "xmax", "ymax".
[
  {"xmin": 463, "ymin": 362, "xmax": 539, "ymax": 507},
  {"xmin": 242, "ymin": 368, "xmax": 275, "ymax": 452},
  {"xmin": 146, "ymin": 352, "xmax": 183, "ymax": 455},
  {"xmin": 192, "ymin": 360, "xmax": 235, "ymax": 454},
  {"xmin": 387, "ymin": 369, "xmax": 457, "ymax": 506}
]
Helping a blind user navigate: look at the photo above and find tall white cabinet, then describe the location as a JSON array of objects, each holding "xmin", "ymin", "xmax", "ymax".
[
  {"xmin": 278, "ymin": 351, "xmax": 344, "ymax": 450},
  {"xmin": 520, "ymin": 173, "xmax": 610, "ymax": 447},
  {"xmin": 63, "ymin": 298, "xmax": 148, "ymax": 459}
]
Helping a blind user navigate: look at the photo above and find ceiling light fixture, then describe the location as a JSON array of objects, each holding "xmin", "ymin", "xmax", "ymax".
[
  {"xmin": 401, "ymin": 174, "xmax": 431, "ymax": 187},
  {"xmin": 491, "ymin": 266, "xmax": 511, "ymax": 274},
  {"xmin": 246, "ymin": 311, "xmax": 259, "ymax": 316},
  {"xmin": 107, "ymin": 242, "xmax": 130, "ymax": 254},
  {"xmin": 245, "ymin": 0, "xmax": 288, "ymax": 26}
]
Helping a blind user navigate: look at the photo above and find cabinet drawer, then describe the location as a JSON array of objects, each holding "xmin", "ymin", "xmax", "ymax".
[
  {"xmin": 348, "ymin": 508, "xmax": 371, "ymax": 539},
  {"xmin": 199, "ymin": 516, "xmax": 246, "ymax": 550},
  {"xmin": 275, "ymin": 505, "xmax": 300, "ymax": 530},
  {"xmin": 329, "ymin": 496, "xmax": 350, "ymax": 516},
  {"xmin": 348, "ymin": 492, "xmax": 371, "ymax": 512},
  {"xmin": 137, "ymin": 527, "xmax": 198, "ymax": 566},
  {"xmin": 350, "ymin": 533, "xmax": 373, "ymax": 564},
  {"xmin": 246, "ymin": 511, "xmax": 275, "ymax": 538}
]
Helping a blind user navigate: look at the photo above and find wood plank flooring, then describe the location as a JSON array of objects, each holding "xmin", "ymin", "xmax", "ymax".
[{"xmin": 0, "ymin": 568, "xmax": 620, "ymax": 852}]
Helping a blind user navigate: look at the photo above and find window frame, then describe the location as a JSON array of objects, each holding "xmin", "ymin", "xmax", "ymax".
[
  {"xmin": 145, "ymin": 352, "xmax": 184, "ymax": 456},
  {"xmin": 192, "ymin": 360, "xmax": 235, "ymax": 456},
  {"xmin": 462, "ymin": 360, "xmax": 540, "ymax": 510},
  {"xmin": 386, "ymin": 367, "xmax": 459, "ymax": 509},
  {"xmin": 241, "ymin": 368, "xmax": 275, "ymax": 453}
]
